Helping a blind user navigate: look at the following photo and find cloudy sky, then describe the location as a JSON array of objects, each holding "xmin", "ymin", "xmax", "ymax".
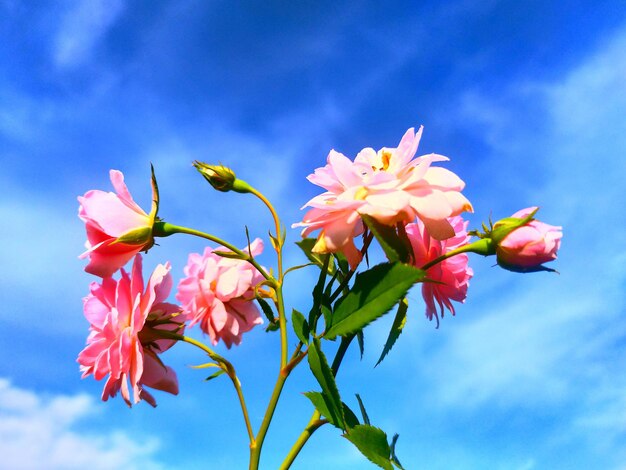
[{"xmin": 1, "ymin": 1, "xmax": 625, "ymax": 468}]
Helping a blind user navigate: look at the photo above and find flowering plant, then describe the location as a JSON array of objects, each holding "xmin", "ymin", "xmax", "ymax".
[{"xmin": 77, "ymin": 127, "xmax": 562, "ymax": 469}]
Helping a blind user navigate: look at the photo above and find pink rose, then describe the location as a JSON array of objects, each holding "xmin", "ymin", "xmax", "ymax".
[
  {"xmin": 77, "ymin": 255, "xmax": 183, "ymax": 407},
  {"xmin": 496, "ymin": 207, "xmax": 563, "ymax": 272},
  {"xmin": 294, "ymin": 127, "xmax": 472, "ymax": 269},
  {"xmin": 406, "ymin": 216, "xmax": 473, "ymax": 325},
  {"xmin": 176, "ymin": 239, "xmax": 265, "ymax": 348},
  {"xmin": 78, "ymin": 169, "xmax": 158, "ymax": 278}
]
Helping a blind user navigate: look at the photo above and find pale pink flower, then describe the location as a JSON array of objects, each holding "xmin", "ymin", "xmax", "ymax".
[
  {"xmin": 406, "ymin": 216, "xmax": 473, "ymax": 325},
  {"xmin": 497, "ymin": 207, "xmax": 562, "ymax": 271},
  {"xmin": 77, "ymin": 255, "xmax": 183, "ymax": 407},
  {"xmin": 294, "ymin": 127, "xmax": 472, "ymax": 269},
  {"xmin": 78, "ymin": 169, "xmax": 158, "ymax": 278},
  {"xmin": 176, "ymin": 239, "xmax": 265, "ymax": 348}
]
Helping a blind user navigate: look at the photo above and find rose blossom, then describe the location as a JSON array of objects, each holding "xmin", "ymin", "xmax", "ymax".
[
  {"xmin": 77, "ymin": 255, "xmax": 183, "ymax": 407},
  {"xmin": 496, "ymin": 207, "xmax": 562, "ymax": 271},
  {"xmin": 406, "ymin": 216, "xmax": 473, "ymax": 325},
  {"xmin": 176, "ymin": 238, "xmax": 265, "ymax": 348},
  {"xmin": 294, "ymin": 127, "xmax": 472, "ymax": 269},
  {"xmin": 78, "ymin": 169, "xmax": 158, "ymax": 278}
]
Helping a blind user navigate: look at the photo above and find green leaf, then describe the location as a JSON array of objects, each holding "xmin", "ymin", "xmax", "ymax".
[
  {"xmin": 362, "ymin": 215, "xmax": 411, "ymax": 263},
  {"xmin": 257, "ymin": 297, "xmax": 277, "ymax": 324},
  {"xmin": 325, "ymin": 263, "xmax": 425, "ymax": 340},
  {"xmin": 375, "ymin": 298, "xmax": 408, "ymax": 367},
  {"xmin": 304, "ymin": 391, "xmax": 341, "ymax": 428},
  {"xmin": 292, "ymin": 309, "xmax": 310, "ymax": 345},
  {"xmin": 333, "ymin": 252, "xmax": 349, "ymax": 275},
  {"xmin": 204, "ymin": 369, "xmax": 226, "ymax": 382},
  {"xmin": 343, "ymin": 402, "xmax": 360, "ymax": 429},
  {"xmin": 344, "ymin": 425, "xmax": 393, "ymax": 470},
  {"xmin": 390, "ymin": 434, "xmax": 405, "ymax": 470},
  {"xmin": 307, "ymin": 338, "xmax": 345, "ymax": 429},
  {"xmin": 304, "ymin": 392, "xmax": 359, "ymax": 430},
  {"xmin": 296, "ymin": 238, "xmax": 334, "ymax": 274},
  {"xmin": 355, "ymin": 393, "xmax": 370, "ymax": 425},
  {"xmin": 356, "ymin": 330, "xmax": 365, "ymax": 359}
]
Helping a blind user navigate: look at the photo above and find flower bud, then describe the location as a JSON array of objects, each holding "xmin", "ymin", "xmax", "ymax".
[
  {"xmin": 494, "ymin": 207, "xmax": 562, "ymax": 272},
  {"xmin": 193, "ymin": 161, "xmax": 238, "ymax": 192}
]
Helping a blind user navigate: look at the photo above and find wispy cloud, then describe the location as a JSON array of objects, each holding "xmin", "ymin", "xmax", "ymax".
[
  {"xmin": 53, "ymin": 0, "xmax": 125, "ymax": 68},
  {"xmin": 0, "ymin": 378, "xmax": 163, "ymax": 469}
]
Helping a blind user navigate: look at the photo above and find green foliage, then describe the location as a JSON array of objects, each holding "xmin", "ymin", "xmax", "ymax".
[
  {"xmin": 344, "ymin": 425, "xmax": 393, "ymax": 470},
  {"xmin": 375, "ymin": 298, "xmax": 409, "ymax": 366},
  {"xmin": 362, "ymin": 215, "xmax": 413, "ymax": 263},
  {"xmin": 304, "ymin": 392, "xmax": 360, "ymax": 430},
  {"xmin": 355, "ymin": 393, "xmax": 370, "ymax": 425},
  {"xmin": 296, "ymin": 238, "xmax": 335, "ymax": 274},
  {"xmin": 307, "ymin": 339, "xmax": 345, "ymax": 429},
  {"xmin": 292, "ymin": 309, "xmax": 310, "ymax": 345},
  {"xmin": 390, "ymin": 434, "xmax": 405, "ymax": 470},
  {"xmin": 325, "ymin": 262, "xmax": 425, "ymax": 340}
]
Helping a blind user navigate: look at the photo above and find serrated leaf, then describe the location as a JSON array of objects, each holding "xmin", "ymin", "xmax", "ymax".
[
  {"xmin": 334, "ymin": 252, "xmax": 349, "ymax": 275},
  {"xmin": 375, "ymin": 298, "xmax": 408, "ymax": 367},
  {"xmin": 325, "ymin": 263, "xmax": 425, "ymax": 340},
  {"xmin": 304, "ymin": 391, "xmax": 340, "ymax": 428},
  {"xmin": 343, "ymin": 402, "xmax": 360, "ymax": 429},
  {"xmin": 321, "ymin": 304, "xmax": 332, "ymax": 332},
  {"xmin": 257, "ymin": 297, "xmax": 277, "ymax": 324},
  {"xmin": 344, "ymin": 425, "xmax": 393, "ymax": 470},
  {"xmin": 303, "ymin": 392, "xmax": 359, "ymax": 430},
  {"xmin": 355, "ymin": 393, "xmax": 370, "ymax": 425},
  {"xmin": 390, "ymin": 434, "xmax": 405, "ymax": 470},
  {"xmin": 357, "ymin": 330, "xmax": 365, "ymax": 359},
  {"xmin": 307, "ymin": 338, "xmax": 345, "ymax": 429},
  {"xmin": 296, "ymin": 238, "xmax": 334, "ymax": 274},
  {"xmin": 204, "ymin": 369, "xmax": 226, "ymax": 381},
  {"xmin": 292, "ymin": 309, "xmax": 310, "ymax": 345},
  {"xmin": 362, "ymin": 215, "xmax": 411, "ymax": 263}
]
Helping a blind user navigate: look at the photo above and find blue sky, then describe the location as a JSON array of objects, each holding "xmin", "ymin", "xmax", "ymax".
[{"xmin": 1, "ymin": 1, "xmax": 625, "ymax": 468}]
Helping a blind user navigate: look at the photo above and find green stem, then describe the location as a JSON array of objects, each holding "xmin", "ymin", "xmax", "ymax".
[
  {"xmin": 279, "ymin": 411, "xmax": 326, "ymax": 470},
  {"xmin": 153, "ymin": 221, "xmax": 274, "ymax": 283},
  {"xmin": 280, "ymin": 335, "xmax": 355, "ymax": 468},
  {"xmin": 158, "ymin": 331, "xmax": 255, "ymax": 445},
  {"xmin": 245, "ymin": 185, "xmax": 291, "ymax": 469},
  {"xmin": 420, "ymin": 238, "xmax": 496, "ymax": 271}
]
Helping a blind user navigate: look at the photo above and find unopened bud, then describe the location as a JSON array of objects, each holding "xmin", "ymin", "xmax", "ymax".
[{"xmin": 193, "ymin": 161, "xmax": 237, "ymax": 192}]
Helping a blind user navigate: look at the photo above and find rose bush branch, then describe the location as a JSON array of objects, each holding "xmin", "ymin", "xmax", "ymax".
[{"xmin": 77, "ymin": 126, "xmax": 562, "ymax": 470}]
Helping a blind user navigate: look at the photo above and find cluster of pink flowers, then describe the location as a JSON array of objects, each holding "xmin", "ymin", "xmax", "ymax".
[
  {"xmin": 296, "ymin": 127, "xmax": 474, "ymax": 320},
  {"xmin": 77, "ymin": 171, "xmax": 265, "ymax": 406},
  {"xmin": 295, "ymin": 127, "xmax": 473, "ymax": 270},
  {"xmin": 77, "ymin": 127, "xmax": 563, "ymax": 405}
]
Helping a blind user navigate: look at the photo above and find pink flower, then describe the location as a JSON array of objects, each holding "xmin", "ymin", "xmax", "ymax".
[
  {"xmin": 78, "ymin": 169, "xmax": 158, "ymax": 278},
  {"xmin": 176, "ymin": 239, "xmax": 265, "ymax": 348},
  {"xmin": 77, "ymin": 255, "xmax": 183, "ymax": 407},
  {"xmin": 406, "ymin": 216, "xmax": 473, "ymax": 325},
  {"xmin": 496, "ymin": 207, "xmax": 563, "ymax": 272},
  {"xmin": 294, "ymin": 127, "xmax": 472, "ymax": 269}
]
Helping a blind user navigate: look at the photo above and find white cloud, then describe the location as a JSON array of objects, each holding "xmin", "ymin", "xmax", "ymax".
[
  {"xmin": 0, "ymin": 378, "xmax": 163, "ymax": 470},
  {"xmin": 53, "ymin": 0, "xmax": 125, "ymax": 68}
]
